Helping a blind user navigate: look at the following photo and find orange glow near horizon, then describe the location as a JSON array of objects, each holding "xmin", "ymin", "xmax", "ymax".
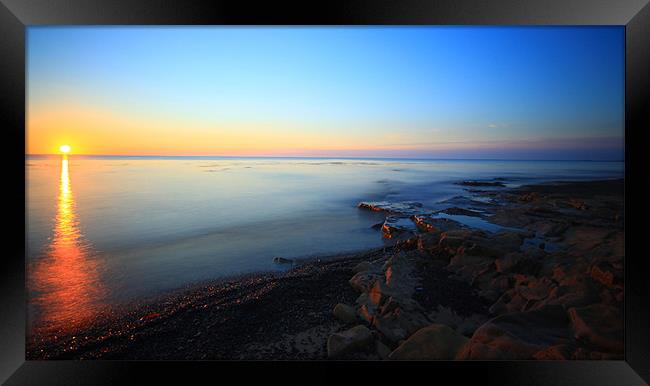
[
  {"xmin": 25, "ymin": 103, "xmax": 434, "ymax": 156},
  {"xmin": 28, "ymin": 156, "xmax": 105, "ymax": 335}
]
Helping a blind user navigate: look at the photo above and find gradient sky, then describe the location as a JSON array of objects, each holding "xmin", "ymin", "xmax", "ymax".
[{"xmin": 27, "ymin": 26, "xmax": 624, "ymax": 160}]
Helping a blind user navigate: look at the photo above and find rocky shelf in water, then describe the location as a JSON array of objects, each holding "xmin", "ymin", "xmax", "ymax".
[{"xmin": 27, "ymin": 178, "xmax": 624, "ymax": 360}]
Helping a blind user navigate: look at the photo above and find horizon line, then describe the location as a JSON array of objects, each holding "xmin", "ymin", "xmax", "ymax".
[{"xmin": 25, "ymin": 153, "xmax": 625, "ymax": 162}]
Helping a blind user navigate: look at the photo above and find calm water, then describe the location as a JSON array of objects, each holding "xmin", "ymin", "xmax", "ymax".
[{"xmin": 26, "ymin": 156, "xmax": 623, "ymax": 334}]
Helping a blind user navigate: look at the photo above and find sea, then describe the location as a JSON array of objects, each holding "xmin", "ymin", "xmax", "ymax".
[{"xmin": 25, "ymin": 155, "xmax": 623, "ymax": 333}]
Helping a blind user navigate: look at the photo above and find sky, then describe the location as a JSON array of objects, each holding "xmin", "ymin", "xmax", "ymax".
[{"xmin": 27, "ymin": 26, "xmax": 624, "ymax": 160}]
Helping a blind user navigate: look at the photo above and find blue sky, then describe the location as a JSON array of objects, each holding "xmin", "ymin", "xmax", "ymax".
[{"xmin": 27, "ymin": 26, "xmax": 624, "ymax": 159}]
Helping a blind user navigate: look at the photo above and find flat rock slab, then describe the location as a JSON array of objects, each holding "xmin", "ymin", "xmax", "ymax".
[{"xmin": 358, "ymin": 201, "xmax": 424, "ymax": 216}]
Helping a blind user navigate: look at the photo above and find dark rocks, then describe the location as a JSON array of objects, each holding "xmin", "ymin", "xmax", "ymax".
[
  {"xmin": 589, "ymin": 262, "xmax": 620, "ymax": 288},
  {"xmin": 327, "ymin": 325, "xmax": 373, "ymax": 358},
  {"xmin": 349, "ymin": 272, "xmax": 381, "ymax": 293},
  {"xmin": 381, "ymin": 216, "xmax": 418, "ymax": 239},
  {"xmin": 459, "ymin": 305, "xmax": 572, "ymax": 359},
  {"xmin": 345, "ymin": 179, "xmax": 622, "ymax": 361},
  {"xmin": 568, "ymin": 304, "xmax": 623, "ymax": 353},
  {"xmin": 375, "ymin": 340, "xmax": 392, "ymax": 359},
  {"xmin": 372, "ymin": 308, "xmax": 430, "ymax": 345},
  {"xmin": 416, "ymin": 232, "xmax": 442, "ymax": 254},
  {"xmin": 388, "ymin": 324, "xmax": 469, "ymax": 360},
  {"xmin": 412, "ymin": 215, "xmax": 463, "ymax": 233},
  {"xmin": 495, "ymin": 252, "xmax": 524, "ymax": 273},
  {"xmin": 357, "ymin": 201, "xmax": 423, "ymax": 215}
]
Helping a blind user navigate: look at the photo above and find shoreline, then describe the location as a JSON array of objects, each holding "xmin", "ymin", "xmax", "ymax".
[{"xmin": 27, "ymin": 178, "xmax": 624, "ymax": 360}]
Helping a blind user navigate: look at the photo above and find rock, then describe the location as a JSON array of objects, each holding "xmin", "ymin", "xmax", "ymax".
[
  {"xmin": 563, "ymin": 226, "xmax": 615, "ymax": 253},
  {"xmin": 380, "ymin": 296, "xmax": 422, "ymax": 315},
  {"xmin": 358, "ymin": 304, "xmax": 375, "ymax": 324},
  {"xmin": 488, "ymin": 289, "xmax": 528, "ymax": 315},
  {"xmin": 428, "ymin": 306, "xmax": 464, "ymax": 329},
  {"xmin": 589, "ymin": 262, "xmax": 620, "ymax": 288},
  {"xmin": 349, "ymin": 271, "xmax": 381, "ymax": 293},
  {"xmin": 381, "ymin": 216, "xmax": 417, "ymax": 239},
  {"xmin": 352, "ymin": 261, "xmax": 373, "ymax": 274},
  {"xmin": 426, "ymin": 306, "xmax": 487, "ymax": 337},
  {"xmin": 355, "ymin": 292, "xmax": 370, "ymax": 306},
  {"xmin": 389, "ymin": 324, "xmax": 469, "ymax": 360},
  {"xmin": 373, "ymin": 308, "xmax": 430, "ymax": 345},
  {"xmin": 439, "ymin": 229, "xmax": 473, "ymax": 251},
  {"xmin": 375, "ymin": 340, "xmax": 392, "ymax": 360},
  {"xmin": 490, "ymin": 274, "xmax": 511, "ymax": 292},
  {"xmin": 536, "ymin": 221, "xmax": 569, "ymax": 237},
  {"xmin": 495, "ymin": 252, "xmax": 524, "ymax": 273},
  {"xmin": 327, "ymin": 325, "xmax": 373, "ymax": 358},
  {"xmin": 516, "ymin": 276, "xmax": 554, "ymax": 301},
  {"xmin": 519, "ymin": 192, "xmax": 540, "ymax": 202},
  {"xmin": 456, "ymin": 314, "xmax": 490, "ymax": 337},
  {"xmin": 568, "ymin": 304, "xmax": 623, "ymax": 353},
  {"xmin": 541, "ymin": 276, "xmax": 600, "ymax": 309},
  {"xmin": 416, "ymin": 232, "xmax": 442, "ymax": 254},
  {"xmin": 478, "ymin": 289, "xmax": 501, "ymax": 303},
  {"xmin": 332, "ymin": 303, "xmax": 357, "ymax": 324},
  {"xmin": 368, "ymin": 280, "xmax": 386, "ymax": 307},
  {"xmin": 358, "ymin": 201, "xmax": 423, "ymax": 215},
  {"xmin": 381, "ymin": 252, "xmax": 418, "ymax": 300},
  {"xmin": 413, "ymin": 215, "xmax": 463, "ymax": 233},
  {"xmin": 273, "ymin": 257, "xmax": 293, "ymax": 264},
  {"xmin": 447, "ymin": 253, "xmax": 493, "ymax": 282},
  {"xmin": 370, "ymin": 222, "xmax": 384, "ymax": 230},
  {"xmin": 458, "ymin": 305, "xmax": 572, "ymax": 360},
  {"xmin": 567, "ymin": 198, "xmax": 588, "ymax": 210}
]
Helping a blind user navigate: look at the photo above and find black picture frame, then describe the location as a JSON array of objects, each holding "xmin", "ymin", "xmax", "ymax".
[{"xmin": 1, "ymin": 0, "xmax": 648, "ymax": 384}]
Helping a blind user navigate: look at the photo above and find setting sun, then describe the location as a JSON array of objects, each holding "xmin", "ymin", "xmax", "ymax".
[{"xmin": 59, "ymin": 145, "xmax": 71, "ymax": 154}]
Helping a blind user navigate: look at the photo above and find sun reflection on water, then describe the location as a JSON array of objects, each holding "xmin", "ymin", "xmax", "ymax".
[{"xmin": 29, "ymin": 155, "xmax": 105, "ymax": 336}]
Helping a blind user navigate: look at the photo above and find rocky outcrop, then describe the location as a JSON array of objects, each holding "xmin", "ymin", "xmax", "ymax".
[{"xmin": 334, "ymin": 179, "xmax": 624, "ymax": 360}]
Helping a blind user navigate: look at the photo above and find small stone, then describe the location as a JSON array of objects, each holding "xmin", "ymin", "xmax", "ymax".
[
  {"xmin": 273, "ymin": 257, "xmax": 293, "ymax": 264},
  {"xmin": 332, "ymin": 303, "xmax": 357, "ymax": 324}
]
